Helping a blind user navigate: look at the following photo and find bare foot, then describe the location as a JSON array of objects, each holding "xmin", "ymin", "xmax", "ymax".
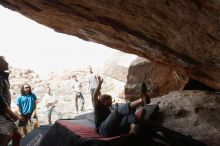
[{"xmin": 129, "ymin": 123, "xmax": 138, "ymax": 135}]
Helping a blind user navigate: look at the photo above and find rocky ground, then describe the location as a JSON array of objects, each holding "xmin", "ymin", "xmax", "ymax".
[{"xmin": 9, "ymin": 67, "xmax": 125, "ymax": 135}]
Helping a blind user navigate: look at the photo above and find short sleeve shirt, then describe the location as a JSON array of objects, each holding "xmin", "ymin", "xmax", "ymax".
[
  {"xmin": 16, "ymin": 93, "xmax": 37, "ymax": 115},
  {"xmin": 94, "ymin": 101, "xmax": 111, "ymax": 131}
]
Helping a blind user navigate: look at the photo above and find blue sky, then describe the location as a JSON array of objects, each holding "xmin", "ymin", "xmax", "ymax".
[{"xmin": 0, "ymin": 6, "xmax": 118, "ymax": 75}]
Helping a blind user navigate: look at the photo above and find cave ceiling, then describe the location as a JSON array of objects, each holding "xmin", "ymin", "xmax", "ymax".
[{"xmin": 1, "ymin": 0, "xmax": 220, "ymax": 90}]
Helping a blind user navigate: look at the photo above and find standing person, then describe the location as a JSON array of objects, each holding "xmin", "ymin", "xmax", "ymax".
[
  {"xmin": 88, "ymin": 66, "xmax": 98, "ymax": 107},
  {"xmin": 16, "ymin": 84, "xmax": 38, "ymax": 136},
  {"xmin": 72, "ymin": 75, "xmax": 85, "ymax": 113},
  {"xmin": 42, "ymin": 84, "xmax": 62, "ymax": 124},
  {"xmin": 0, "ymin": 56, "xmax": 21, "ymax": 146},
  {"xmin": 94, "ymin": 76, "xmax": 151, "ymax": 137}
]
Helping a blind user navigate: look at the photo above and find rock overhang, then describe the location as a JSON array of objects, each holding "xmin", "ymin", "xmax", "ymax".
[{"xmin": 1, "ymin": 0, "xmax": 220, "ymax": 90}]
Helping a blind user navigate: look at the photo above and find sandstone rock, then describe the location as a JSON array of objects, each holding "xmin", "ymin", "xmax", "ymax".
[
  {"xmin": 126, "ymin": 57, "xmax": 190, "ymax": 100},
  {"xmin": 103, "ymin": 52, "xmax": 188, "ymax": 100},
  {"xmin": 103, "ymin": 52, "xmax": 137, "ymax": 82},
  {"xmin": 151, "ymin": 90, "xmax": 220, "ymax": 146},
  {"xmin": 1, "ymin": 1, "xmax": 220, "ymax": 90}
]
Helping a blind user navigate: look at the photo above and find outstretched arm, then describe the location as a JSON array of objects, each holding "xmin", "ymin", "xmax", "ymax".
[{"xmin": 93, "ymin": 76, "xmax": 103, "ymax": 106}]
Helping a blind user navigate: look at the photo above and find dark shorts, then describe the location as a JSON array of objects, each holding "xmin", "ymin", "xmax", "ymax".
[{"xmin": 18, "ymin": 113, "xmax": 32, "ymax": 127}]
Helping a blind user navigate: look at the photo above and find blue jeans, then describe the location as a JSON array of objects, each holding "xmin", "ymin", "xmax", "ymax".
[{"xmin": 99, "ymin": 103, "xmax": 135, "ymax": 136}]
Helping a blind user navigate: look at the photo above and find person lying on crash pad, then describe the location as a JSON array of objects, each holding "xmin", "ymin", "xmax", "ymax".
[{"xmin": 94, "ymin": 76, "xmax": 151, "ymax": 137}]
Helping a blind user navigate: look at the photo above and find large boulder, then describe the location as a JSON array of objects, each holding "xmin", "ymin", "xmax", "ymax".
[
  {"xmin": 103, "ymin": 52, "xmax": 188, "ymax": 99},
  {"xmin": 1, "ymin": 1, "xmax": 220, "ymax": 90},
  {"xmin": 103, "ymin": 52, "xmax": 137, "ymax": 82},
  {"xmin": 151, "ymin": 90, "xmax": 220, "ymax": 146},
  {"xmin": 125, "ymin": 57, "xmax": 189, "ymax": 99}
]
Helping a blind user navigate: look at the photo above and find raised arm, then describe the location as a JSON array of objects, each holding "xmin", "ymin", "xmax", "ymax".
[{"xmin": 93, "ymin": 76, "xmax": 103, "ymax": 106}]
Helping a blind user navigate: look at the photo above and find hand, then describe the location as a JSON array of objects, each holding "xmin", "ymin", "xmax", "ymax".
[
  {"xmin": 32, "ymin": 113, "xmax": 38, "ymax": 120},
  {"xmin": 32, "ymin": 111, "xmax": 37, "ymax": 118},
  {"xmin": 11, "ymin": 113, "xmax": 19, "ymax": 122},
  {"xmin": 19, "ymin": 115, "xmax": 26, "ymax": 122},
  {"xmin": 97, "ymin": 76, "xmax": 103, "ymax": 84}
]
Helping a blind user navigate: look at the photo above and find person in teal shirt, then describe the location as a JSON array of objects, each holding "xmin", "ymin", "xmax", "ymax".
[{"xmin": 16, "ymin": 83, "xmax": 37, "ymax": 136}]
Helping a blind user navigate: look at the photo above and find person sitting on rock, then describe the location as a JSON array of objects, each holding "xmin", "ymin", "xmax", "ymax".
[{"xmin": 94, "ymin": 76, "xmax": 151, "ymax": 136}]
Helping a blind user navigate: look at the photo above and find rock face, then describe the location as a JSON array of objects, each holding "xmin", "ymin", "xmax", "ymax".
[
  {"xmin": 1, "ymin": 1, "xmax": 220, "ymax": 90},
  {"xmin": 103, "ymin": 52, "xmax": 137, "ymax": 82},
  {"xmin": 125, "ymin": 57, "xmax": 189, "ymax": 99},
  {"xmin": 151, "ymin": 90, "xmax": 220, "ymax": 146},
  {"xmin": 103, "ymin": 52, "xmax": 188, "ymax": 99}
]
